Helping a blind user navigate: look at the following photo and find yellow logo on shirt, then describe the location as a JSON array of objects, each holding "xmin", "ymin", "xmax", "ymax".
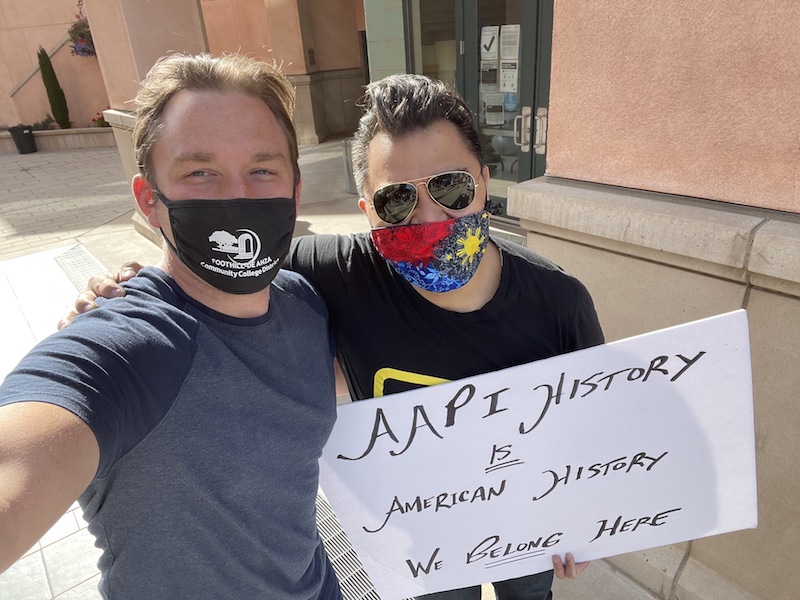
[{"xmin": 373, "ymin": 368, "xmax": 450, "ymax": 398}]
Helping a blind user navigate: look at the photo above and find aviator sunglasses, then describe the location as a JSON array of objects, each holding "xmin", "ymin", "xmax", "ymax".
[{"xmin": 370, "ymin": 170, "xmax": 479, "ymax": 224}]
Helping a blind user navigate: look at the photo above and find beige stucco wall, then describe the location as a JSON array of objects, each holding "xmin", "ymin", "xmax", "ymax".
[
  {"xmin": 200, "ymin": 0, "xmax": 362, "ymax": 75},
  {"xmin": 0, "ymin": 0, "xmax": 80, "ymax": 126},
  {"xmin": 198, "ymin": 0, "xmax": 365, "ymax": 142},
  {"xmin": 202, "ymin": 0, "xmax": 306, "ymax": 72},
  {"xmin": 11, "ymin": 42, "xmax": 109, "ymax": 128},
  {"xmin": 84, "ymin": 0, "xmax": 207, "ymax": 110},
  {"xmin": 508, "ymin": 179, "xmax": 800, "ymax": 600},
  {"xmin": 546, "ymin": 0, "xmax": 800, "ymax": 214},
  {"xmin": 306, "ymin": 0, "xmax": 364, "ymax": 72},
  {"xmin": 508, "ymin": 2, "xmax": 800, "ymax": 598},
  {"xmin": 201, "ymin": 0, "xmax": 275, "ymax": 59}
]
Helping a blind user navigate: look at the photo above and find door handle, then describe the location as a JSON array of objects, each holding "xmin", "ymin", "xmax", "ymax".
[
  {"xmin": 533, "ymin": 108, "xmax": 548, "ymax": 155},
  {"xmin": 513, "ymin": 106, "xmax": 532, "ymax": 152}
]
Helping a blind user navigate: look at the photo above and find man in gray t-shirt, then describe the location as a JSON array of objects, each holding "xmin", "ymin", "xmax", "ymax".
[{"xmin": 0, "ymin": 54, "xmax": 342, "ymax": 600}]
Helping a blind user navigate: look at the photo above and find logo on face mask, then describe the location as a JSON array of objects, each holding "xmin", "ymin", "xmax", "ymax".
[
  {"xmin": 209, "ymin": 229, "xmax": 262, "ymax": 262},
  {"xmin": 201, "ymin": 226, "xmax": 280, "ymax": 282}
]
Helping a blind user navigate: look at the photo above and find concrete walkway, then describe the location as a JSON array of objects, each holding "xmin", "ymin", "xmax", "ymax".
[{"xmin": 0, "ymin": 143, "xmax": 656, "ymax": 599}]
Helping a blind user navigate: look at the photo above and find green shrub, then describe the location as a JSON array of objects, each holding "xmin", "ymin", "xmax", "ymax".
[{"xmin": 37, "ymin": 46, "xmax": 71, "ymax": 129}]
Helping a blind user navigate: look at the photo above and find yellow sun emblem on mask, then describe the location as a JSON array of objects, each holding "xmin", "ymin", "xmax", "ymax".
[{"xmin": 456, "ymin": 226, "xmax": 485, "ymax": 265}]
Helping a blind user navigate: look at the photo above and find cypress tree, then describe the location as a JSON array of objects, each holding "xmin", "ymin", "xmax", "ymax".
[{"xmin": 37, "ymin": 46, "xmax": 71, "ymax": 129}]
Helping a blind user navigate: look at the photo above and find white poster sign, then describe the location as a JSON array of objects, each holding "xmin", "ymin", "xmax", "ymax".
[
  {"xmin": 481, "ymin": 26, "xmax": 500, "ymax": 61},
  {"xmin": 500, "ymin": 24, "xmax": 520, "ymax": 60},
  {"xmin": 500, "ymin": 60, "xmax": 519, "ymax": 93},
  {"xmin": 484, "ymin": 92, "xmax": 504, "ymax": 126},
  {"xmin": 480, "ymin": 61, "xmax": 499, "ymax": 88},
  {"xmin": 319, "ymin": 311, "xmax": 758, "ymax": 599}
]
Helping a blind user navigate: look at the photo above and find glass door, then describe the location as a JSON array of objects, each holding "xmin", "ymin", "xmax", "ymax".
[
  {"xmin": 406, "ymin": 0, "xmax": 457, "ymax": 85},
  {"xmin": 406, "ymin": 0, "xmax": 553, "ymax": 220},
  {"xmin": 458, "ymin": 0, "xmax": 552, "ymax": 220}
]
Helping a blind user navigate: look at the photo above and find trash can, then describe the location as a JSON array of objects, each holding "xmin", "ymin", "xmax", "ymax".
[
  {"xmin": 9, "ymin": 125, "xmax": 37, "ymax": 154},
  {"xmin": 342, "ymin": 138, "xmax": 358, "ymax": 194}
]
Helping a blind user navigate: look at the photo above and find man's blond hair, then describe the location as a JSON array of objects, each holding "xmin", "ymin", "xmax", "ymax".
[{"xmin": 133, "ymin": 53, "xmax": 300, "ymax": 185}]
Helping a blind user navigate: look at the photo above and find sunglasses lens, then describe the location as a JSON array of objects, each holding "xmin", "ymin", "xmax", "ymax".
[
  {"xmin": 372, "ymin": 172, "xmax": 477, "ymax": 224},
  {"xmin": 427, "ymin": 172, "xmax": 475, "ymax": 210},
  {"xmin": 373, "ymin": 183, "xmax": 417, "ymax": 224}
]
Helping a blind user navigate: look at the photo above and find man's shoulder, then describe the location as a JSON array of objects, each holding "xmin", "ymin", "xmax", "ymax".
[
  {"xmin": 77, "ymin": 268, "xmax": 202, "ymax": 343},
  {"xmin": 290, "ymin": 232, "xmax": 371, "ymax": 260},
  {"xmin": 286, "ymin": 233, "xmax": 374, "ymax": 289},
  {"xmin": 494, "ymin": 237, "xmax": 592, "ymax": 296},
  {"xmin": 495, "ymin": 237, "xmax": 565, "ymax": 274},
  {"xmin": 272, "ymin": 268, "xmax": 316, "ymax": 294},
  {"xmin": 116, "ymin": 267, "xmax": 180, "ymax": 303},
  {"xmin": 271, "ymin": 269, "xmax": 328, "ymax": 315}
]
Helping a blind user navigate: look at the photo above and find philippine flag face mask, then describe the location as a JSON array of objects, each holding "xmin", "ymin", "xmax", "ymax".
[{"xmin": 370, "ymin": 210, "xmax": 491, "ymax": 293}]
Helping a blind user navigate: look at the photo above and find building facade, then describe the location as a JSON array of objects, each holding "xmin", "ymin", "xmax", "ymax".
[
  {"xmin": 1, "ymin": 0, "xmax": 367, "ymax": 144},
  {"xmin": 0, "ymin": 0, "xmax": 109, "ymax": 129},
  {"xmin": 508, "ymin": 6, "xmax": 799, "ymax": 599},
  {"xmin": 397, "ymin": 2, "xmax": 797, "ymax": 599}
]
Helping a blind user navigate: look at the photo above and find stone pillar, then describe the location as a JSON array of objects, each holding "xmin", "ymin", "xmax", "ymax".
[
  {"xmin": 83, "ymin": 0, "xmax": 208, "ymax": 242},
  {"xmin": 262, "ymin": 0, "xmax": 322, "ymax": 143},
  {"xmin": 84, "ymin": 0, "xmax": 208, "ymax": 110}
]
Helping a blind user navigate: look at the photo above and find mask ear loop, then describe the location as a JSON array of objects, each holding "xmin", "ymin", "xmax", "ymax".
[
  {"xmin": 477, "ymin": 173, "xmax": 505, "ymax": 268},
  {"xmin": 486, "ymin": 197, "xmax": 504, "ymax": 216},
  {"xmin": 478, "ymin": 171, "xmax": 503, "ymax": 216}
]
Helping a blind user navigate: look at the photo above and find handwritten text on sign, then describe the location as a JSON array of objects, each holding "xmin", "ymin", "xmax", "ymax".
[{"xmin": 318, "ymin": 311, "xmax": 758, "ymax": 599}]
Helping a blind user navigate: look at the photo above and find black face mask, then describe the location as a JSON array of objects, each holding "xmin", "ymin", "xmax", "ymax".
[{"xmin": 154, "ymin": 193, "xmax": 296, "ymax": 294}]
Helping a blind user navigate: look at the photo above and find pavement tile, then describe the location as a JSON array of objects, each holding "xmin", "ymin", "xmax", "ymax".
[
  {"xmin": 52, "ymin": 575, "xmax": 102, "ymax": 600},
  {"xmin": 38, "ymin": 512, "xmax": 81, "ymax": 549},
  {"xmin": 551, "ymin": 559, "xmax": 658, "ymax": 600},
  {"xmin": 22, "ymin": 542, "xmax": 42, "ymax": 559},
  {"xmin": 0, "ymin": 552, "xmax": 52, "ymax": 600},
  {"xmin": 40, "ymin": 530, "xmax": 102, "ymax": 598},
  {"xmin": 0, "ymin": 281, "xmax": 38, "ymax": 374}
]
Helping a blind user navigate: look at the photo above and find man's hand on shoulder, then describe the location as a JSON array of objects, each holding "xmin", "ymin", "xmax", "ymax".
[
  {"xmin": 552, "ymin": 553, "xmax": 590, "ymax": 579},
  {"xmin": 57, "ymin": 261, "xmax": 144, "ymax": 330}
]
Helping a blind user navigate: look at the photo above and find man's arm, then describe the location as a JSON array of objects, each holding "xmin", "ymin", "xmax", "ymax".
[
  {"xmin": 0, "ymin": 402, "xmax": 99, "ymax": 572},
  {"xmin": 58, "ymin": 244, "xmax": 317, "ymax": 327}
]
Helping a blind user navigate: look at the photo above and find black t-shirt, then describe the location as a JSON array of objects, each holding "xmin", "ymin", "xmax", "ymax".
[{"xmin": 286, "ymin": 233, "xmax": 604, "ymax": 401}]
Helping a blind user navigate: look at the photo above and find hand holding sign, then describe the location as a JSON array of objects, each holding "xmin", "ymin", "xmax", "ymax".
[
  {"xmin": 319, "ymin": 311, "xmax": 757, "ymax": 599},
  {"xmin": 552, "ymin": 553, "xmax": 588, "ymax": 580}
]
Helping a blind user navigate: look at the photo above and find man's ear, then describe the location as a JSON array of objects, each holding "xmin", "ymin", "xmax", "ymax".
[
  {"xmin": 358, "ymin": 197, "xmax": 382, "ymax": 229},
  {"xmin": 132, "ymin": 175, "xmax": 161, "ymax": 229}
]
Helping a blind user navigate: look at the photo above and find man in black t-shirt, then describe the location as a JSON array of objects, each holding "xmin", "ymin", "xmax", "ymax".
[
  {"xmin": 287, "ymin": 75, "xmax": 603, "ymax": 600},
  {"xmin": 65, "ymin": 74, "xmax": 602, "ymax": 600}
]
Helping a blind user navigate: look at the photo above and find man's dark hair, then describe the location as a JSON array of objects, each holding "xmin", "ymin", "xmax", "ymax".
[{"xmin": 351, "ymin": 74, "xmax": 484, "ymax": 196}]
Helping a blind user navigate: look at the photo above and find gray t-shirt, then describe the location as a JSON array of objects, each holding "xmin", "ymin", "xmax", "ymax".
[{"xmin": 0, "ymin": 267, "xmax": 340, "ymax": 599}]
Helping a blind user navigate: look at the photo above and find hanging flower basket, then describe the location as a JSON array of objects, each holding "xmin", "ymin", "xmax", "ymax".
[{"xmin": 68, "ymin": 15, "xmax": 96, "ymax": 57}]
